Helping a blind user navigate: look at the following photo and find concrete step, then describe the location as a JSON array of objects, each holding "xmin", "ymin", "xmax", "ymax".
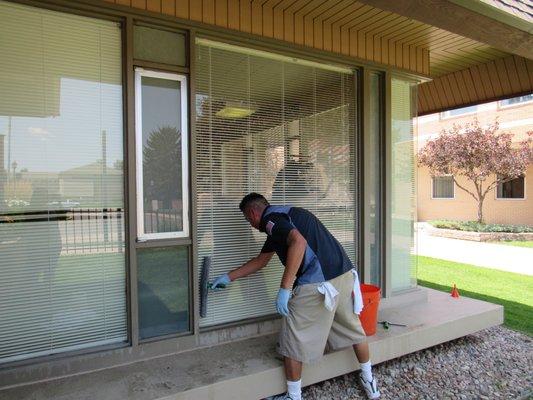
[{"xmin": 0, "ymin": 288, "xmax": 503, "ymax": 400}]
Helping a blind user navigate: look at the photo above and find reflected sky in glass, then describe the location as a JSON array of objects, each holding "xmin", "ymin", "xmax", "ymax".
[{"xmin": 0, "ymin": 77, "xmax": 123, "ymax": 174}]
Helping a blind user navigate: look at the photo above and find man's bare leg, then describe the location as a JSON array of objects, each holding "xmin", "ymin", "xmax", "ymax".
[
  {"xmin": 353, "ymin": 341, "xmax": 380, "ymax": 398},
  {"xmin": 284, "ymin": 356, "xmax": 303, "ymax": 381},
  {"xmin": 271, "ymin": 357, "xmax": 302, "ymax": 400},
  {"xmin": 353, "ymin": 341, "xmax": 370, "ymax": 363}
]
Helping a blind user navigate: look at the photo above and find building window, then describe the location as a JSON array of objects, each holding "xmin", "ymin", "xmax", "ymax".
[
  {"xmin": 499, "ymin": 93, "xmax": 533, "ymax": 107},
  {"xmin": 440, "ymin": 105, "xmax": 477, "ymax": 119},
  {"xmin": 137, "ymin": 246, "xmax": 190, "ymax": 339},
  {"xmin": 0, "ymin": 1, "xmax": 126, "ymax": 363},
  {"xmin": 432, "ymin": 176, "xmax": 454, "ymax": 199},
  {"xmin": 135, "ymin": 68, "xmax": 189, "ymax": 240},
  {"xmin": 195, "ymin": 39, "xmax": 357, "ymax": 326},
  {"xmin": 497, "ymin": 176, "xmax": 525, "ymax": 199}
]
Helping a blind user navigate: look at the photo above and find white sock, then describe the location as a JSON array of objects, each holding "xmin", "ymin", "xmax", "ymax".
[
  {"xmin": 287, "ymin": 379, "xmax": 302, "ymax": 400},
  {"xmin": 360, "ymin": 360, "xmax": 373, "ymax": 381}
]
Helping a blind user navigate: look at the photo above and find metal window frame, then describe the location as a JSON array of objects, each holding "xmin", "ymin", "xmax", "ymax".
[
  {"xmin": 134, "ymin": 68, "xmax": 190, "ymax": 241},
  {"xmin": 360, "ymin": 68, "xmax": 386, "ymax": 291}
]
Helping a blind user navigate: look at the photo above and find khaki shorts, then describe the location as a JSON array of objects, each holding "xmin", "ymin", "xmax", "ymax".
[{"xmin": 278, "ymin": 270, "xmax": 367, "ymax": 363}]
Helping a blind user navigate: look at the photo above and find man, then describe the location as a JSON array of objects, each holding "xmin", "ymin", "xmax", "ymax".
[{"xmin": 211, "ymin": 193, "xmax": 380, "ymax": 400}]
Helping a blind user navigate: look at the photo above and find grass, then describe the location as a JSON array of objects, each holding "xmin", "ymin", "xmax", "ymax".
[
  {"xmin": 493, "ymin": 241, "xmax": 533, "ymax": 248},
  {"xmin": 417, "ymin": 255, "xmax": 533, "ymax": 336},
  {"xmin": 53, "ymin": 252, "xmax": 189, "ymax": 314}
]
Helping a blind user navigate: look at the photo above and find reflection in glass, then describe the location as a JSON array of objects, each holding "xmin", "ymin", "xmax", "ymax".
[
  {"xmin": 195, "ymin": 43, "xmax": 357, "ymax": 327},
  {"xmin": 0, "ymin": 1, "xmax": 125, "ymax": 363},
  {"xmin": 390, "ymin": 78, "xmax": 417, "ymax": 292},
  {"xmin": 137, "ymin": 247, "xmax": 190, "ymax": 339},
  {"xmin": 140, "ymin": 76, "xmax": 184, "ymax": 235}
]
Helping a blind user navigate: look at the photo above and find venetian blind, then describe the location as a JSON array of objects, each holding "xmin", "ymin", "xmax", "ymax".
[
  {"xmin": 195, "ymin": 39, "xmax": 358, "ymax": 327},
  {"xmin": 390, "ymin": 78, "xmax": 417, "ymax": 292},
  {"xmin": 0, "ymin": 1, "xmax": 126, "ymax": 363}
]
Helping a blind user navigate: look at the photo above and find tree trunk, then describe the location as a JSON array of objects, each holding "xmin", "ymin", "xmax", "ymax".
[{"xmin": 477, "ymin": 197, "xmax": 484, "ymax": 223}]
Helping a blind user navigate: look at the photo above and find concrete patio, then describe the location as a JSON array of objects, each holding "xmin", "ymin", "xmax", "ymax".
[{"xmin": 0, "ymin": 288, "xmax": 503, "ymax": 400}]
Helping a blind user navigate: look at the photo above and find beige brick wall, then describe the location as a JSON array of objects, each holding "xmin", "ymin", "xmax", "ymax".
[
  {"xmin": 417, "ymin": 165, "xmax": 533, "ymax": 226},
  {"xmin": 416, "ymin": 98, "xmax": 533, "ymax": 226}
]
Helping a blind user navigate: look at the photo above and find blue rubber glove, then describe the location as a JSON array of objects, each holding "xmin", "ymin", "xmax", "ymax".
[
  {"xmin": 210, "ymin": 273, "xmax": 231, "ymax": 290},
  {"xmin": 276, "ymin": 288, "xmax": 291, "ymax": 317}
]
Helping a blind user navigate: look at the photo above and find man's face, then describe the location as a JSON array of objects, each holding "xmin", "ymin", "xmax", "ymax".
[{"xmin": 243, "ymin": 206, "xmax": 261, "ymax": 230}]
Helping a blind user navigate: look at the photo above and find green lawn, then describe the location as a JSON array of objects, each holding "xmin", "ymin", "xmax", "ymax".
[
  {"xmin": 493, "ymin": 241, "xmax": 533, "ymax": 248},
  {"xmin": 417, "ymin": 256, "xmax": 533, "ymax": 336}
]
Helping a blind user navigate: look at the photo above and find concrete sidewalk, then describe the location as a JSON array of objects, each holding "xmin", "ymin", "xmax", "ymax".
[{"xmin": 416, "ymin": 226, "xmax": 532, "ymax": 276}]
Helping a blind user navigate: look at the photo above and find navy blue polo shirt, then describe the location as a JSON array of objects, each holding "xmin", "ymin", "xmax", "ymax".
[{"xmin": 259, "ymin": 205, "xmax": 353, "ymax": 286}]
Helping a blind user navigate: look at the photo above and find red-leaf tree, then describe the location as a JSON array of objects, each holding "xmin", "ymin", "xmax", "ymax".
[{"xmin": 418, "ymin": 119, "xmax": 533, "ymax": 223}]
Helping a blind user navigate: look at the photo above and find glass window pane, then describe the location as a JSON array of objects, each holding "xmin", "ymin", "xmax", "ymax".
[
  {"xmin": 390, "ymin": 78, "xmax": 417, "ymax": 292},
  {"xmin": 137, "ymin": 247, "xmax": 189, "ymax": 339},
  {"xmin": 195, "ymin": 41, "xmax": 357, "ymax": 327},
  {"xmin": 500, "ymin": 93, "xmax": 533, "ymax": 107},
  {"xmin": 0, "ymin": 1, "xmax": 125, "ymax": 363},
  {"xmin": 497, "ymin": 176, "xmax": 525, "ymax": 199},
  {"xmin": 433, "ymin": 176, "xmax": 454, "ymax": 198},
  {"xmin": 134, "ymin": 25, "xmax": 186, "ymax": 66},
  {"xmin": 442, "ymin": 105, "xmax": 477, "ymax": 117},
  {"xmin": 138, "ymin": 72, "xmax": 187, "ymax": 237}
]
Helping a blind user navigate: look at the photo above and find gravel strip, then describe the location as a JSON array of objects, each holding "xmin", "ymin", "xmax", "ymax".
[{"xmin": 303, "ymin": 326, "xmax": 532, "ymax": 399}]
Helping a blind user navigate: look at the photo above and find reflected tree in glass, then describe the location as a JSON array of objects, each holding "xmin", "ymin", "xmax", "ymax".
[{"xmin": 142, "ymin": 125, "xmax": 182, "ymax": 232}]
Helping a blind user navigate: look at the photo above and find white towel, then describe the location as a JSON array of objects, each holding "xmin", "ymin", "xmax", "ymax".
[
  {"xmin": 352, "ymin": 269, "xmax": 364, "ymax": 315},
  {"xmin": 317, "ymin": 282, "xmax": 339, "ymax": 311}
]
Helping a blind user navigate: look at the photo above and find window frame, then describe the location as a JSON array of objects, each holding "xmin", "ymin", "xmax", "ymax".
[
  {"xmin": 431, "ymin": 175, "xmax": 455, "ymax": 199},
  {"xmin": 495, "ymin": 175, "xmax": 526, "ymax": 200},
  {"xmin": 134, "ymin": 67, "xmax": 190, "ymax": 241}
]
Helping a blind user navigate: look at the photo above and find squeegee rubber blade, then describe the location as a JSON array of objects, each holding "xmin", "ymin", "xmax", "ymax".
[{"xmin": 199, "ymin": 256, "xmax": 212, "ymax": 318}]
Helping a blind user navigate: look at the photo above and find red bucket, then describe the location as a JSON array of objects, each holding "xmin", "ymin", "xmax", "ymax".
[{"xmin": 359, "ymin": 284, "xmax": 381, "ymax": 336}]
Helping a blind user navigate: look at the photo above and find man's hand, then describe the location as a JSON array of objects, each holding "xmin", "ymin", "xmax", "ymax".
[
  {"xmin": 210, "ymin": 273, "xmax": 231, "ymax": 290},
  {"xmin": 276, "ymin": 288, "xmax": 291, "ymax": 316}
]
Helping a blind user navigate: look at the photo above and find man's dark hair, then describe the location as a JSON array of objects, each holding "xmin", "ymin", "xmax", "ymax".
[{"xmin": 239, "ymin": 193, "xmax": 269, "ymax": 212}]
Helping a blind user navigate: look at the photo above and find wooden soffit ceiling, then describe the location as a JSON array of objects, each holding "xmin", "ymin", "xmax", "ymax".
[{"xmin": 103, "ymin": 0, "xmax": 532, "ymax": 112}]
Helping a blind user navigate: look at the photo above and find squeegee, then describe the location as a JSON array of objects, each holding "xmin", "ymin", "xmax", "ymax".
[{"xmin": 199, "ymin": 256, "xmax": 211, "ymax": 318}]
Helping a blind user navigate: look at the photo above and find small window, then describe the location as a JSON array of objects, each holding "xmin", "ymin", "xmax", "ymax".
[
  {"xmin": 137, "ymin": 246, "xmax": 190, "ymax": 339},
  {"xmin": 133, "ymin": 25, "xmax": 187, "ymax": 66},
  {"xmin": 440, "ymin": 105, "xmax": 477, "ymax": 119},
  {"xmin": 497, "ymin": 175, "xmax": 525, "ymax": 199},
  {"xmin": 135, "ymin": 68, "xmax": 189, "ymax": 240},
  {"xmin": 432, "ymin": 176, "xmax": 454, "ymax": 199},
  {"xmin": 499, "ymin": 93, "xmax": 533, "ymax": 108}
]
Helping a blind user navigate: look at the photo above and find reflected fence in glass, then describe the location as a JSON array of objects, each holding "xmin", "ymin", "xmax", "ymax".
[
  {"xmin": 1, "ymin": 208, "xmax": 125, "ymax": 255},
  {"xmin": 143, "ymin": 208, "xmax": 182, "ymax": 234}
]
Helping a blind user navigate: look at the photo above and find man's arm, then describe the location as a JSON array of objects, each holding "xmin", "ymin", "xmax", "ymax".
[
  {"xmin": 228, "ymin": 251, "xmax": 274, "ymax": 281},
  {"xmin": 280, "ymin": 228, "xmax": 307, "ymax": 289}
]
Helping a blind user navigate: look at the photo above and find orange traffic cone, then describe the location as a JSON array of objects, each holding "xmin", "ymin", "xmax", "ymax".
[{"xmin": 451, "ymin": 283, "xmax": 460, "ymax": 298}]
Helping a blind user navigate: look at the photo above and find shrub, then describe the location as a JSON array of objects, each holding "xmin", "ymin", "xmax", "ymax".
[{"xmin": 428, "ymin": 220, "xmax": 533, "ymax": 233}]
